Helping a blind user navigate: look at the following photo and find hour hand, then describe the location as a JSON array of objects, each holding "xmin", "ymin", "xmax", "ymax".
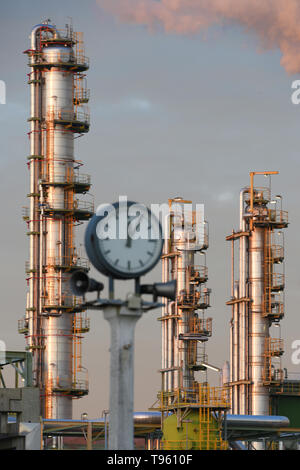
[{"xmin": 126, "ymin": 222, "xmax": 132, "ymax": 248}]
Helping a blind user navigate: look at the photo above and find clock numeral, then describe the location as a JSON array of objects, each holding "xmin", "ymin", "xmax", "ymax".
[
  {"xmin": 128, "ymin": 261, "xmax": 131, "ymax": 270},
  {"xmin": 139, "ymin": 260, "xmax": 144, "ymax": 267},
  {"xmin": 147, "ymin": 251, "xmax": 154, "ymax": 256},
  {"xmin": 114, "ymin": 259, "xmax": 119, "ymax": 266},
  {"xmin": 104, "ymin": 250, "xmax": 111, "ymax": 255}
]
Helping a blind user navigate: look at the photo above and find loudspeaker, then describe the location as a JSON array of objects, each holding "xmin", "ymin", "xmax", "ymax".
[
  {"xmin": 153, "ymin": 280, "xmax": 177, "ymax": 301},
  {"xmin": 140, "ymin": 280, "xmax": 177, "ymax": 301},
  {"xmin": 70, "ymin": 270, "xmax": 104, "ymax": 296}
]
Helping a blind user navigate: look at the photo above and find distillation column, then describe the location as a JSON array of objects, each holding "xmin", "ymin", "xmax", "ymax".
[
  {"xmin": 227, "ymin": 172, "xmax": 288, "ymax": 419},
  {"xmin": 161, "ymin": 199, "xmax": 212, "ymax": 402},
  {"xmin": 158, "ymin": 199, "xmax": 230, "ymax": 450},
  {"xmin": 20, "ymin": 22, "xmax": 93, "ymax": 419}
]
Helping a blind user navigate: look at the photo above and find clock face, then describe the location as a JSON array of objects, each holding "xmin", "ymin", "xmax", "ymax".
[{"xmin": 85, "ymin": 201, "xmax": 164, "ymax": 279}]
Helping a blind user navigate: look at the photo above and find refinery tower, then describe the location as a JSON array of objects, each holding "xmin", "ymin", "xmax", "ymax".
[
  {"xmin": 227, "ymin": 172, "xmax": 288, "ymax": 417},
  {"xmin": 20, "ymin": 22, "xmax": 93, "ymax": 419}
]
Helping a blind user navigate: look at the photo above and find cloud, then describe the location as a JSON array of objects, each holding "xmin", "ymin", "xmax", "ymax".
[{"xmin": 98, "ymin": 0, "xmax": 300, "ymax": 74}]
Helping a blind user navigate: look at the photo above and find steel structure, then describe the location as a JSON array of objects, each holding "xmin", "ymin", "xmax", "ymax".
[
  {"xmin": 160, "ymin": 199, "xmax": 211, "ymax": 395},
  {"xmin": 20, "ymin": 21, "xmax": 93, "ymax": 419},
  {"xmin": 227, "ymin": 172, "xmax": 288, "ymax": 418},
  {"xmin": 153, "ymin": 198, "xmax": 229, "ymax": 450}
]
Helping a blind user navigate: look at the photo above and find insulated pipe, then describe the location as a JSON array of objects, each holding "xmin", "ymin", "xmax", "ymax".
[
  {"xmin": 233, "ymin": 283, "xmax": 239, "ymax": 414},
  {"xmin": 249, "ymin": 227, "xmax": 269, "ymax": 416},
  {"xmin": 239, "ymin": 188, "xmax": 249, "ymax": 414},
  {"xmin": 225, "ymin": 414, "xmax": 290, "ymax": 429},
  {"xmin": 229, "ymin": 441, "xmax": 247, "ymax": 451},
  {"xmin": 28, "ymin": 25, "xmax": 58, "ymax": 383},
  {"xmin": 30, "ymin": 24, "xmax": 58, "ymax": 50},
  {"xmin": 173, "ymin": 254, "xmax": 179, "ymax": 390},
  {"xmin": 28, "ymin": 23, "xmax": 58, "ymax": 384},
  {"xmin": 162, "ymin": 254, "xmax": 167, "ymax": 392},
  {"xmin": 175, "ymin": 227, "xmax": 194, "ymax": 390}
]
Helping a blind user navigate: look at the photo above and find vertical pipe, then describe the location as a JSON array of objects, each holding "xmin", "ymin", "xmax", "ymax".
[
  {"xmin": 233, "ymin": 283, "xmax": 239, "ymax": 415},
  {"xmin": 249, "ymin": 227, "xmax": 269, "ymax": 415},
  {"xmin": 239, "ymin": 189, "xmax": 248, "ymax": 415}
]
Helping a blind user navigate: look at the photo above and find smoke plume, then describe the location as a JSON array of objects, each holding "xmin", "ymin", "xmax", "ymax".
[{"xmin": 98, "ymin": 0, "xmax": 300, "ymax": 74}]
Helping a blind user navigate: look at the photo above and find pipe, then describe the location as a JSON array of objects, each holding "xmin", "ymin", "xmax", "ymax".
[
  {"xmin": 238, "ymin": 188, "xmax": 249, "ymax": 414},
  {"xmin": 225, "ymin": 414, "xmax": 290, "ymax": 429},
  {"xmin": 249, "ymin": 227, "xmax": 269, "ymax": 416},
  {"xmin": 229, "ymin": 441, "xmax": 247, "ymax": 451},
  {"xmin": 233, "ymin": 283, "xmax": 239, "ymax": 414},
  {"xmin": 31, "ymin": 24, "xmax": 57, "ymax": 51},
  {"xmin": 43, "ymin": 412, "xmax": 162, "ymax": 429}
]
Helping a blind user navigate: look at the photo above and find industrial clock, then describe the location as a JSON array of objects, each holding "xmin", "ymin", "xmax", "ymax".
[{"xmin": 85, "ymin": 201, "xmax": 164, "ymax": 279}]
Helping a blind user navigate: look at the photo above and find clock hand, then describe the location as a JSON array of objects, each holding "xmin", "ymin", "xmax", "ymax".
[
  {"xmin": 128, "ymin": 214, "xmax": 143, "ymax": 240},
  {"xmin": 126, "ymin": 220, "xmax": 132, "ymax": 248}
]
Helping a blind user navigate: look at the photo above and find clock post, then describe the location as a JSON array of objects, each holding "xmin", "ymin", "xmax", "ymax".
[{"xmin": 103, "ymin": 294, "xmax": 143, "ymax": 450}]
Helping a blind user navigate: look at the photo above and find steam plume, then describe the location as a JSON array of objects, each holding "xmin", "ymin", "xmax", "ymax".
[{"xmin": 98, "ymin": 0, "xmax": 300, "ymax": 74}]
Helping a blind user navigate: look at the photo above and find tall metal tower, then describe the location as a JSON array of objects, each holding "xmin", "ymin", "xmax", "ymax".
[
  {"xmin": 20, "ymin": 22, "xmax": 93, "ymax": 419},
  {"xmin": 161, "ymin": 199, "xmax": 211, "ymax": 394},
  {"xmin": 227, "ymin": 172, "xmax": 288, "ymax": 417},
  {"xmin": 153, "ymin": 198, "xmax": 229, "ymax": 450}
]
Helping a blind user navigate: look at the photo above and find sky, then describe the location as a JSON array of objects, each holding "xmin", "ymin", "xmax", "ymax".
[{"xmin": 0, "ymin": 0, "xmax": 300, "ymax": 419}]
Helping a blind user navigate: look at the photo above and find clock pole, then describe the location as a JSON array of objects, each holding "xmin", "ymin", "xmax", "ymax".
[{"xmin": 103, "ymin": 294, "xmax": 143, "ymax": 450}]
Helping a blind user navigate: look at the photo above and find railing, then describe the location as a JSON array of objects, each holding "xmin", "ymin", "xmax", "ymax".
[
  {"xmin": 74, "ymin": 86, "xmax": 90, "ymax": 104},
  {"xmin": 43, "ymin": 199, "xmax": 94, "ymax": 213},
  {"xmin": 73, "ymin": 314, "xmax": 90, "ymax": 334},
  {"xmin": 51, "ymin": 377, "xmax": 88, "ymax": 393},
  {"xmin": 263, "ymin": 291, "xmax": 284, "ymax": 319},
  {"xmin": 188, "ymin": 265, "xmax": 208, "ymax": 283},
  {"xmin": 187, "ymin": 349, "xmax": 208, "ymax": 368},
  {"xmin": 18, "ymin": 318, "xmax": 29, "ymax": 334},
  {"xmin": 267, "ymin": 244, "xmax": 284, "ymax": 262},
  {"xmin": 264, "ymin": 301, "xmax": 284, "ymax": 319},
  {"xmin": 277, "ymin": 381, "xmax": 300, "ymax": 396},
  {"xmin": 159, "ymin": 384, "xmax": 230, "ymax": 410},
  {"xmin": 22, "ymin": 206, "xmax": 29, "ymax": 220},
  {"xmin": 40, "ymin": 27, "xmax": 77, "ymax": 44},
  {"xmin": 263, "ymin": 367, "xmax": 284, "ymax": 385},
  {"xmin": 245, "ymin": 187, "xmax": 271, "ymax": 204},
  {"xmin": 71, "ymin": 379, "xmax": 89, "ymax": 392},
  {"xmin": 41, "ymin": 293, "xmax": 84, "ymax": 310},
  {"xmin": 41, "ymin": 173, "xmax": 91, "ymax": 187},
  {"xmin": 192, "ymin": 317, "xmax": 212, "ymax": 336},
  {"xmin": 271, "ymin": 273, "xmax": 285, "ymax": 291},
  {"xmin": 179, "ymin": 318, "xmax": 212, "ymax": 337},
  {"xmin": 47, "ymin": 255, "xmax": 89, "ymax": 271},
  {"xmin": 265, "ymin": 338, "xmax": 284, "ymax": 357},
  {"xmin": 177, "ymin": 290, "xmax": 210, "ymax": 309},
  {"xmin": 35, "ymin": 49, "xmax": 89, "ymax": 68},
  {"xmin": 161, "ymin": 439, "xmax": 227, "ymax": 451},
  {"xmin": 25, "ymin": 261, "xmax": 36, "ymax": 273},
  {"xmin": 268, "ymin": 209, "xmax": 288, "ymax": 225},
  {"xmin": 52, "ymin": 109, "xmax": 90, "ymax": 126}
]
